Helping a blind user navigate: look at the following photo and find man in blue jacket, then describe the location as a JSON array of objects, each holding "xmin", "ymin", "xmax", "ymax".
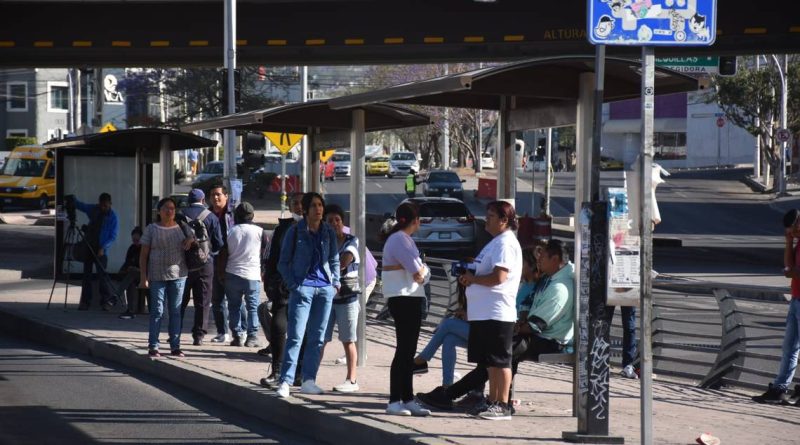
[{"xmin": 76, "ymin": 192, "xmax": 119, "ymax": 311}]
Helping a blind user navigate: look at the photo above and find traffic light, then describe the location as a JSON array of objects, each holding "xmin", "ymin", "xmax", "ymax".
[
  {"xmin": 220, "ymin": 68, "xmax": 242, "ymax": 113},
  {"xmin": 718, "ymin": 56, "xmax": 737, "ymax": 76}
]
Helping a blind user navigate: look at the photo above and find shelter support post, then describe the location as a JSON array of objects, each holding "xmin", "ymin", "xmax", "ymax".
[
  {"xmin": 310, "ymin": 129, "xmax": 320, "ymax": 193},
  {"xmin": 497, "ymin": 96, "xmax": 516, "ymax": 205},
  {"xmin": 350, "ymin": 109, "xmax": 368, "ymax": 366},
  {"xmin": 222, "ymin": 0, "xmax": 237, "ymax": 192},
  {"xmin": 543, "ymin": 127, "xmax": 553, "ymax": 216},
  {"xmin": 159, "ymin": 134, "xmax": 173, "ymax": 199}
]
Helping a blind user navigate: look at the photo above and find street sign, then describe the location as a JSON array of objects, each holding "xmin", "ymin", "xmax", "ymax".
[
  {"xmin": 587, "ymin": 0, "xmax": 717, "ymax": 46},
  {"xmin": 777, "ymin": 128, "xmax": 792, "ymax": 143},
  {"xmin": 99, "ymin": 122, "xmax": 117, "ymax": 133},
  {"xmin": 313, "ymin": 130, "xmax": 350, "ymax": 151},
  {"xmin": 716, "ymin": 117, "xmax": 725, "ymax": 128},
  {"xmin": 656, "ymin": 56, "xmax": 719, "ymax": 74},
  {"xmin": 264, "ymin": 132, "xmax": 303, "ymax": 155},
  {"xmin": 319, "ymin": 150, "xmax": 335, "ymax": 163}
]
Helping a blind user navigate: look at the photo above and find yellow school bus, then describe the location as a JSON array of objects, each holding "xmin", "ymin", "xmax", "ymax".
[{"xmin": 0, "ymin": 145, "xmax": 55, "ymax": 210}]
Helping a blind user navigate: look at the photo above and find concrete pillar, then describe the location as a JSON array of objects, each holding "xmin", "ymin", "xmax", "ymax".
[{"xmin": 350, "ymin": 110, "xmax": 368, "ymax": 366}]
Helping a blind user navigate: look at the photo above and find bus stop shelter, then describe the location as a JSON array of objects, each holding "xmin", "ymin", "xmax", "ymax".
[
  {"xmin": 45, "ymin": 128, "xmax": 216, "ymax": 276},
  {"xmin": 180, "ymin": 99, "xmax": 431, "ymax": 365}
]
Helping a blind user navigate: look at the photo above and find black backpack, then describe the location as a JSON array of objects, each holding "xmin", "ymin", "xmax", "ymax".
[{"xmin": 184, "ymin": 209, "xmax": 212, "ymax": 271}]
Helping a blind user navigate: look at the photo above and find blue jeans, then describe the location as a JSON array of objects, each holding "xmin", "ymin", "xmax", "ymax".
[
  {"xmin": 774, "ymin": 298, "xmax": 800, "ymax": 389},
  {"xmin": 280, "ymin": 284, "xmax": 334, "ymax": 385},
  {"xmin": 418, "ymin": 317, "xmax": 469, "ymax": 386},
  {"xmin": 225, "ymin": 273, "xmax": 261, "ymax": 338},
  {"xmin": 148, "ymin": 278, "xmax": 186, "ymax": 351},
  {"xmin": 605, "ymin": 306, "xmax": 638, "ymax": 368}
]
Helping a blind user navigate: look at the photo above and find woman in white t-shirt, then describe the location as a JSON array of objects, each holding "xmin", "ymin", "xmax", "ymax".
[{"xmin": 457, "ymin": 200, "xmax": 522, "ymax": 420}]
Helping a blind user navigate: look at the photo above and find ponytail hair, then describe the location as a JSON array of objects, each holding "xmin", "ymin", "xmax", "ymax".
[{"xmin": 382, "ymin": 201, "xmax": 420, "ymax": 241}]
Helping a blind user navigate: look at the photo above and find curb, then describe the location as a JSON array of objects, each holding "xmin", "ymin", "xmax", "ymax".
[{"xmin": 0, "ymin": 306, "xmax": 446, "ymax": 445}]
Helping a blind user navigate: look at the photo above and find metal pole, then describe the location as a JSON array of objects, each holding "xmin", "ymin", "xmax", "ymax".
[
  {"xmin": 159, "ymin": 134, "xmax": 173, "ymax": 199},
  {"xmin": 717, "ymin": 125, "xmax": 722, "ymax": 167},
  {"xmin": 496, "ymin": 98, "xmax": 507, "ymax": 199},
  {"xmin": 754, "ymin": 56, "xmax": 761, "ymax": 180},
  {"xmin": 310, "ymin": 128, "xmax": 320, "ymax": 193},
  {"xmin": 777, "ymin": 54, "xmax": 788, "ymax": 196},
  {"xmin": 223, "ymin": 0, "xmax": 238, "ymax": 192},
  {"xmin": 301, "ymin": 66, "xmax": 310, "ymax": 192},
  {"xmin": 591, "ymin": 45, "xmax": 605, "ymax": 202},
  {"xmin": 280, "ymin": 154, "xmax": 287, "ymax": 217},
  {"xmin": 67, "ymin": 69, "xmax": 75, "ymax": 135},
  {"xmin": 639, "ymin": 45, "xmax": 655, "ymax": 445},
  {"xmin": 443, "ymin": 65, "xmax": 450, "ymax": 170},
  {"xmin": 350, "ymin": 109, "xmax": 368, "ymax": 366},
  {"xmin": 544, "ymin": 128, "xmax": 552, "ymax": 216}
]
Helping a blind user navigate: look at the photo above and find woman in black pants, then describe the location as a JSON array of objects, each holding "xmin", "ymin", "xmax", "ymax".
[{"xmin": 381, "ymin": 202, "xmax": 431, "ymax": 416}]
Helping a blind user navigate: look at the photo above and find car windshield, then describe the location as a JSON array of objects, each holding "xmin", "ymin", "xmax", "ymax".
[
  {"xmin": 332, "ymin": 154, "xmax": 351, "ymax": 162},
  {"xmin": 202, "ymin": 163, "xmax": 224, "ymax": 174},
  {"xmin": 419, "ymin": 202, "xmax": 469, "ymax": 218},
  {"xmin": 391, "ymin": 153, "xmax": 416, "ymax": 161},
  {"xmin": 1, "ymin": 158, "xmax": 46, "ymax": 177},
  {"xmin": 372, "ymin": 157, "xmax": 389, "ymax": 162},
  {"xmin": 427, "ymin": 172, "xmax": 460, "ymax": 183},
  {"xmin": 482, "ymin": 153, "xmax": 492, "ymax": 158}
]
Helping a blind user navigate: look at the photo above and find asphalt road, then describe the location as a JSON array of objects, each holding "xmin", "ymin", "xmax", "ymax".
[{"xmin": 0, "ymin": 334, "xmax": 323, "ymax": 445}]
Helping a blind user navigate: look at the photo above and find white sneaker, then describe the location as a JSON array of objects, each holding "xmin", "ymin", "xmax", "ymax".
[
  {"xmin": 403, "ymin": 399, "xmax": 431, "ymax": 417},
  {"xmin": 620, "ymin": 365, "xmax": 639, "ymax": 379},
  {"xmin": 385, "ymin": 401, "xmax": 412, "ymax": 416},
  {"xmin": 333, "ymin": 380, "xmax": 360, "ymax": 393},
  {"xmin": 300, "ymin": 380, "xmax": 325, "ymax": 395},
  {"xmin": 210, "ymin": 333, "xmax": 231, "ymax": 343},
  {"xmin": 334, "ymin": 355, "xmax": 347, "ymax": 365},
  {"xmin": 452, "ymin": 372, "xmax": 462, "ymax": 381},
  {"xmin": 275, "ymin": 382, "xmax": 290, "ymax": 398}
]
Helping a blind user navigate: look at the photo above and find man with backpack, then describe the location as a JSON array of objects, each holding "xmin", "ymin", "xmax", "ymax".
[{"xmin": 179, "ymin": 189, "xmax": 224, "ymax": 346}]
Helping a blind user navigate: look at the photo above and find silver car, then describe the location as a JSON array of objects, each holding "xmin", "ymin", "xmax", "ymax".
[{"xmin": 396, "ymin": 197, "xmax": 476, "ymax": 256}]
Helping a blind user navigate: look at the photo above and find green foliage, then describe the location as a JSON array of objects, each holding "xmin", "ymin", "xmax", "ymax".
[
  {"xmin": 558, "ymin": 126, "xmax": 576, "ymax": 149},
  {"xmin": 5, "ymin": 137, "xmax": 37, "ymax": 151}
]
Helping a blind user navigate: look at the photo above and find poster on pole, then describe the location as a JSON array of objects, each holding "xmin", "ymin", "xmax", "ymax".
[
  {"xmin": 587, "ymin": 0, "xmax": 717, "ymax": 46},
  {"xmin": 607, "ymin": 187, "xmax": 640, "ymax": 306}
]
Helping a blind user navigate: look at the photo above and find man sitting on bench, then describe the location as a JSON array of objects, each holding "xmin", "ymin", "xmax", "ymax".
[{"xmin": 417, "ymin": 239, "xmax": 574, "ymax": 413}]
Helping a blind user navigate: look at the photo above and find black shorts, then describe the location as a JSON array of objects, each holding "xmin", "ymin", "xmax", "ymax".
[{"xmin": 467, "ymin": 320, "xmax": 515, "ymax": 369}]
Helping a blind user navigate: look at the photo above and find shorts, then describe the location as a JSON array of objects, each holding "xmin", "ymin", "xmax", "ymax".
[
  {"xmin": 325, "ymin": 299, "xmax": 360, "ymax": 343},
  {"xmin": 467, "ymin": 320, "xmax": 514, "ymax": 369}
]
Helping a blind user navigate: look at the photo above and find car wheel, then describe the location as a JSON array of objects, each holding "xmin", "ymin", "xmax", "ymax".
[
  {"xmin": 387, "ymin": 173, "xmax": 393, "ymax": 179},
  {"xmin": 38, "ymin": 195, "xmax": 49, "ymax": 210}
]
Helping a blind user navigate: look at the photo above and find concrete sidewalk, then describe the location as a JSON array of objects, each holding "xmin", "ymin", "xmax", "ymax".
[{"xmin": 0, "ymin": 279, "xmax": 797, "ymax": 445}]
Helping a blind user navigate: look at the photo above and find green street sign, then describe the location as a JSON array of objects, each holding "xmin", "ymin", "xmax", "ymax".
[{"xmin": 656, "ymin": 56, "xmax": 719, "ymax": 74}]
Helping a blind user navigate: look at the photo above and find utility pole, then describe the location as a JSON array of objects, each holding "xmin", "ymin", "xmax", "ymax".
[
  {"xmin": 223, "ymin": 0, "xmax": 238, "ymax": 197},
  {"xmin": 443, "ymin": 64, "xmax": 450, "ymax": 170}
]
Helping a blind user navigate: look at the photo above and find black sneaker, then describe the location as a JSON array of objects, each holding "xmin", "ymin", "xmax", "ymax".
[
  {"xmin": 118, "ymin": 311, "xmax": 135, "ymax": 320},
  {"xmin": 260, "ymin": 372, "xmax": 279, "ymax": 388},
  {"xmin": 416, "ymin": 386, "xmax": 454, "ymax": 411},
  {"xmin": 478, "ymin": 401, "xmax": 512, "ymax": 420},
  {"xmin": 466, "ymin": 398, "xmax": 491, "ymax": 417},
  {"xmin": 790, "ymin": 384, "xmax": 800, "ymax": 406},
  {"xmin": 244, "ymin": 336, "xmax": 260, "ymax": 348},
  {"xmin": 192, "ymin": 337, "xmax": 203, "ymax": 346},
  {"xmin": 230, "ymin": 336, "xmax": 242, "ymax": 347},
  {"xmin": 752, "ymin": 383, "xmax": 791, "ymax": 404},
  {"xmin": 455, "ymin": 392, "xmax": 486, "ymax": 410},
  {"xmin": 412, "ymin": 361, "xmax": 429, "ymax": 375},
  {"xmin": 257, "ymin": 346, "xmax": 272, "ymax": 357}
]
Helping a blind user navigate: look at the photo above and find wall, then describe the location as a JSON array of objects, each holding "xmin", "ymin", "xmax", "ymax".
[
  {"xmin": 686, "ymin": 91, "xmax": 755, "ymax": 167},
  {"xmin": 35, "ymin": 69, "xmax": 70, "ymax": 144}
]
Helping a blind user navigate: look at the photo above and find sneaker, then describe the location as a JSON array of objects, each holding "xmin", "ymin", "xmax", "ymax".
[
  {"xmin": 334, "ymin": 355, "xmax": 347, "ymax": 365},
  {"xmin": 260, "ymin": 372, "xmax": 279, "ymax": 388},
  {"xmin": 455, "ymin": 391, "xmax": 486, "ymax": 410},
  {"xmin": 230, "ymin": 336, "xmax": 242, "ymax": 347},
  {"xmin": 412, "ymin": 361, "xmax": 429, "ymax": 375},
  {"xmin": 385, "ymin": 401, "xmax": 412, "ymax": 416},
  {"xmin": 466, "ymin": 398, "xmax": 491, "ymax": 417},
  {"xmin": 790, "ymin": 384, "xmax": 800, "ymax": 406},
  {"xmin": 148, "ymin": 349, "xmax": 161, "ymax": 358},
  {"xmin": 300, "ymin": 380, "xmax": 325, "ymax": 395},
  {"xmin": 478, "ymin": 401, "xmax": 512, "ymax": 420},
  {"xmin": 333, "ymin": 380, "xmax": 360, "ymax": 393},
  {"xmin": 192, "ymin": 337, "xmax": 203, "ymax": 346},
  {"xmin": 752, "ymin": 383, "xmax": 791, "ymax": 404},
  {"xmin": 170, "ymin": 349, "xmax": 186, "ymax": 357},
  {"xmin": 210, "ymin": 333, "xmax": 230, "ymax": 343},
  {"xmin": 620, "ymin": 364, "xmax": 639, "ymax": 379},
  {"xmin": 275, "ymin": 381, "xmax": 291, "ymax": 398},
  {"xmin": 416, "ymin": 386, "xmax": 454, "ymax": 411},
  {"xmin": 118, "ymin": 311, "xmax": 135, "ymax": 320},
  {"xmin": 257, "ymin": 345, "xmax": 272, "ymax": 357},
  {"xmin": 244, "ymin": 336, "xmax": 260, "ymax": 348},
  {"xmin": 101, "ymin": 301, "xmax": 114, "ymax": 312},
  {"xmin": 403, "ymin": 399, "xmax": 431, "ymax": 417}
]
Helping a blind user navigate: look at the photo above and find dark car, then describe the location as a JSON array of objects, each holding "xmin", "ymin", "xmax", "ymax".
[
  {"xmin": 422, "ymin": 170, "xmax": 466, "ymax": 201},
  {"xmin": 191, "ymin": 161, "xmax": 224, "ymax": 192},
  {"xmin": 387, "ymin": 197, "xmax": 477, "ymax": 257}
]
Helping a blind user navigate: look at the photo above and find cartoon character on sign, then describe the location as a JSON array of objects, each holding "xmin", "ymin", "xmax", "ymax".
[
  {"xmin": 595, "ymin": 15, "xmax": 615, "ymax": 39},
  {"xmin": 637, "ymin": 24, "xmax": 654, "ymax": 42},
  {"xmin": 689, "ymin": 13, "xmax": 710, "ymax": 40},
  {"xmin": 630, "ymin": 0, "xmax": 652, "ymax": 18}
]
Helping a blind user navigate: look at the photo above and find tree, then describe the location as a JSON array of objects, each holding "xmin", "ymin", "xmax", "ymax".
[{"xmin": 708, "ymin": 55, "xmax": 799, "ymax": 190}]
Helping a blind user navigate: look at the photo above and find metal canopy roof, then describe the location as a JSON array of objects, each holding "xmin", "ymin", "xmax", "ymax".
[
  {"xmin": 179, "ymin": 100, "xmax": 431, "ymax": 134},
  {"xmin": 329, "ymin": 56, "xmax": 698, "ymax": 111},
  {"xmin": 44, "ymin": 128, "xmax": 216, "ymax": 151}
]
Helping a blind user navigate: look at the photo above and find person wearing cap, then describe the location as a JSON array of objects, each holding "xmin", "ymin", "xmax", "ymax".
[
  {"xmin": 178, "ymin": 188, "xmax": 224, "ymax": 346},
  {"xmin": 225, "ymin": 201, "xmax": 269, "ymax": 348},
  {"xmin": 753, "ymin": 209, "xmax": 800, "ymax": 405},
  {"xmin": 405, "ymin": 169, "xmax": 421, "ymax": 199}
]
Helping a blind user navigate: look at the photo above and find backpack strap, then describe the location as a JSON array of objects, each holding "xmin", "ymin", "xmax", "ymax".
[{"xmin": 197, "ymin": 209, "xmax": 211, "ymax": 222}]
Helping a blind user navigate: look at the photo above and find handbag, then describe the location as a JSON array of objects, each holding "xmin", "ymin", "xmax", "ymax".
[{"xmin": 339, "ymin": 275, "xmax": 360, "ymax": 296}]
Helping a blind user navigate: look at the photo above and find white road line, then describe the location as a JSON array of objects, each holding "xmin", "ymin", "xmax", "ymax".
[{"xmin": 375, "ymin": 183, "xmax": 382, "ymax": 189}]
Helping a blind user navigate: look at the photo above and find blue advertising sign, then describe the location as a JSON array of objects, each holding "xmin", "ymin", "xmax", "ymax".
[{"xmin": 587, "ymin": 0, "xmax": 716, "ymax": 46}]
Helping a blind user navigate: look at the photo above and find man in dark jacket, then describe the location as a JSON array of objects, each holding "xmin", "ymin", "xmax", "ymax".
[
  {"xmin": 179, "ymin": 188, "xmax": 224, "ymax": 345},
  {"xmin": 75, "ymin": 192, "xmax": 119, "ymax": 311}
]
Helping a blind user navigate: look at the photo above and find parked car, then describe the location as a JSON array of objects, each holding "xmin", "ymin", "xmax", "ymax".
[
  {"xmin": 480, "ymin": 152, "xmax": 495, "ymax": 169},
  {"xmin": 524, "ymin": 155, "xmax": 548, "ymax": 172},
  {"xmin": 331, "ymin": 152, "xmax": 352, "ymax": 177},
  {"xmin": 422, "ymin": 170, "xmax": 466, "ymax": 201},
  {"xmin": 388, "ymin": 197, "xmax": 476, "ymax": 256},
  {"xmin": 191, "ymin": 160, "xmax": 224, "ymax": 192},
  {"xmin": 366, "ymin": 156, "xmax": 390, "ymax": 176},
  {"xmin": 600, "ymin": 156, "xmax": 624, "ymax": 170},
  {"xmin": 388, "ymin": 152, "xmax": 420, "ymax": 178}
]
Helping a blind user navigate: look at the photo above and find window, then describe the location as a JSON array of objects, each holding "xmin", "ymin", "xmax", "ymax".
[
  {"xmin": 6, "ymin": 129, "xmax": 28, "ymax": 138},
  {"xmin": 391, "ymin": 152, "xmax": 416, "ymax": 161},
  {"xmin": 6, "ymin": 82, "xmax": 27, "ymax": 111},
  {"xmin": 48, "ymin": 82, "xmax": 69, "ymax": 112},
  {"xmin": 653, "ymin": 132, "xmax": 687, "ymax": 160}
]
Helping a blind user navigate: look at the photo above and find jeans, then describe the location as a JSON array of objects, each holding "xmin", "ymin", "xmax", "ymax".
[
  {"xmin": 225, "ymin": 273, "xmax": 261, "ymax": 338},
  {"xmin": 148, "ymin": 278, "xmax": 186, "ymax": 351},
  {"xmin": 389, "ymin": 296, "xmax": 423, "ymax": 403},
  {"xmin": 180, "ymin": 262, "xmax": 214, "ymax": 339},
  {"xmin": 605, "ymin": 306, "xmax": 638, "ymax": 368},
  {"xmin": 80, "ymin": 254, "xmax": 116, "ymax": 307},
  {"xmin": 211, "ymin": 275, "xmax": 245, "ymax": 335},
  {"xmin": 418, "ymin": 317, "xmax": 469, "ymax": 386},
  {"xmin": 774, "ymin": 298, "xmax": 800, "ymax": 389},
  {"xmin": 280, "ymin": 285, "xmax": 334, "ymax": 385}
]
